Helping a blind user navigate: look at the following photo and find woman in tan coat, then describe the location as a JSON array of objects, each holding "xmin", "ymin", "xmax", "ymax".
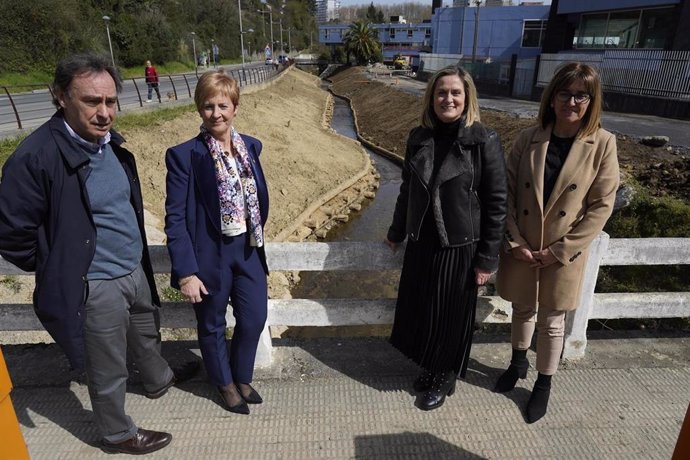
[{"xmin": 495, "ymin": 62, "xmax": 619, "ymax": 423}]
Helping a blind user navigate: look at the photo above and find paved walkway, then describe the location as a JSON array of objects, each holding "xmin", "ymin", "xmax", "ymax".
[{"xmin": 4, "ymin": 331, "xmax": 690, "ymax": 459}]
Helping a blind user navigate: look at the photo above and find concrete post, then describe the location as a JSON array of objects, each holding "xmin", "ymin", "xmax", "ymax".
[
  {"xmin": 224, "ymin": 304, "xmax": 273, "ymax": 367},
  {"xmin": 562, "ymin": 232, "xmax": 610, "ymax": 359},
  {"xmin": 254, "ymin": 325, "xmax": 273, "ymax": 368}
]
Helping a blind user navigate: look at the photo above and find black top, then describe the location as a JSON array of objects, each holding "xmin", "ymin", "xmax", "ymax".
[
  {"xmin": 432, "ymin": 118, "xmax": 462, "ymax": 174},
  {"xmin": 544, "ymin": 133, "xmax": 574, "ymax": 205}
]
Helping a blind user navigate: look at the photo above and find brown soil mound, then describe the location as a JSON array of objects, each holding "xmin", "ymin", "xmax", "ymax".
[{"xmin": 329, "ymin": 66, "xmax": 690, "ymax": 202}]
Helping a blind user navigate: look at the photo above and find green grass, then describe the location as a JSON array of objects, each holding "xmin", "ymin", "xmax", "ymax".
[
  {"xmin": 598, "ymin": 179, "xmax": 690, "ymax": 294},
  {"xmin": 0, "ymin": 105, "xmax": 194, "ymax": 169},
  {"xmin": 0, "ymin": 70, "xmax": 54, "ymax": 88},
  {"xmin": 0, "ymin": 275, "xmax": 23, "ymax": 294},
  {"xmin": 114, "ymin": 103, "xmax": 195, "ymax": 132},
  {"xmin": 0, "ymin": 135, "xmax": 26, "ymax": 166},
  {"xmin": 0, "ymin": 59, "xmax": 250, "ymax": 92}
]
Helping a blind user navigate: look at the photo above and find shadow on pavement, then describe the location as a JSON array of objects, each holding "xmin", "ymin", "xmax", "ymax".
[{"xmin": 354, "ymin": 431, "xmax": 486, "ymax": 459}]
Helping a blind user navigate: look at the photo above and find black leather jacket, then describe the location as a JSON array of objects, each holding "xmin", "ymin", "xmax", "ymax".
[{"xmin": 387, "ymin": 122, "xmax": 507, "ymax": 271}]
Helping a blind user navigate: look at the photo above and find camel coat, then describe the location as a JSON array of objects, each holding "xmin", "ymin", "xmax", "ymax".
[{"xmin": 495, "ymin": 125, "xmax": 619, "ymax": 310}]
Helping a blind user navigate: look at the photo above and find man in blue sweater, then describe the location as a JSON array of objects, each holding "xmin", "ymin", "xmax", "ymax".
[{"xmin": 0, "ymin": 54, "xmax": 195, "ymax": 455}]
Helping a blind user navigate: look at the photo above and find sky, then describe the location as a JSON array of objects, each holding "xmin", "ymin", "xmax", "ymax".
[{"xmin": 337, "ymin": 0, "xmax": 552, "ymax": 7}]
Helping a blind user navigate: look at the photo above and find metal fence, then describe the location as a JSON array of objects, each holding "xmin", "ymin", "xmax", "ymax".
[
  {"xmin": 0, "ymin": 64, "xmax": 282, "ymax": 134},
  {"xmin": 538, "ymin": 50, "xmax": 690, "ymax": 100}
]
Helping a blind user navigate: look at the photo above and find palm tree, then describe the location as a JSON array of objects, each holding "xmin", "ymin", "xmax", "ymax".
[{"xmin": 343, "ymin": 21, "xmax": 381, "ymax": 65}]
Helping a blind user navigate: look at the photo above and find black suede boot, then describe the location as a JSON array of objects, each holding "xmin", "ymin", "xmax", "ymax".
[
  {"xmin": 493, "ymin": 348, "xmax": 529, "ymax": 393},
  {"xmin": 526, "ymin": 373, "xmax": 552, "ymax": 424}
]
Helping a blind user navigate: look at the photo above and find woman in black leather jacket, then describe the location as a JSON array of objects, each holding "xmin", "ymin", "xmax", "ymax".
[{"xmin": 385, "ymin": 65, "xmax": 507, "ymax": 411}]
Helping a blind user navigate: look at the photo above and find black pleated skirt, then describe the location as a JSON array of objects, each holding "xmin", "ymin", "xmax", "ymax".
[{"xmin": 390, "ymin": 221, "xmax": 478, "ymax": 378}]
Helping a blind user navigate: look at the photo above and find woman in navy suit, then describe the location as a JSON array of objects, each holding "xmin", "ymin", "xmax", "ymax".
[{"xmin": 165, "ymin": 69, "xmax": 269, "ymax": 415}]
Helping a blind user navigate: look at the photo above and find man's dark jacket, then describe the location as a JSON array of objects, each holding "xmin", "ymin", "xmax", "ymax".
[
  {"xmin": 0, "ymin": 112, "xmax": 160, "ymax": 371},
  {"xmin": 387, "ymin": 122, "xmax": 507, "ymax": 272}
]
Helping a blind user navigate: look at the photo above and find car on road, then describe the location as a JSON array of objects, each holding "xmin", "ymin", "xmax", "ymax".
[
  {"xmin": 265, "ymin": 58, "xmax": 273, "ymax": 65},
  {"xmin": 277, "ymin": 55, "xmax": 288, "ymax": 64}
]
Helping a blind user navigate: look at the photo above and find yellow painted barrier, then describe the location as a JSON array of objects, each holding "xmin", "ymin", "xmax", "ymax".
[{"xmin": 0, "ymin": 347, "xmax": 29, "ymax": 460}]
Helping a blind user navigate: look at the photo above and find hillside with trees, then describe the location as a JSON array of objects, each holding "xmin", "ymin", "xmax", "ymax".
[
  {"xmin": 0, "ymin": 0, "xmax": 318, "ymax": 73},
  {"xmin": 338, "ymin": 2, "xmax": 432, "ymax": 24}
]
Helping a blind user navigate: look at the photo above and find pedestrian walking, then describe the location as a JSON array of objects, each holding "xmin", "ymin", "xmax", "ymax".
[{"xmin": 145, "ymin": 60, "xmax": 161, "ymax": 102}]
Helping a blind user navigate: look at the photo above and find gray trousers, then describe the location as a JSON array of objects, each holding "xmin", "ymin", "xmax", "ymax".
[{"xmin": 83, "ymin": 264, "xmax": 173, "ymax": 443}]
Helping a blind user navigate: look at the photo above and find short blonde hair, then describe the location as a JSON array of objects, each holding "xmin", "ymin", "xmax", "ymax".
[
  {"xmin": 194, "ymin": 69, "xmax": 240, "ymax": 112},
  {"xmin": 538, "ymin": 62, "xmax": 603, "ymax": 138},
  {"xmin": 421, "ymin": 65, "xmax": 480, "ymax": 129}
]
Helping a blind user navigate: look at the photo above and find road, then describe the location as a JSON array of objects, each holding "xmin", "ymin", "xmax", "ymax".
[{"xmin": 0, "ymin": 62, "xmax": 273, "ymax": 138}]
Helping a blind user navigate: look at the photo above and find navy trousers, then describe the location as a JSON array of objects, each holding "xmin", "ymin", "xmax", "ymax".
[{"xmin": 194, "ymin": 233, "xmax": 267, "ymax": 386}]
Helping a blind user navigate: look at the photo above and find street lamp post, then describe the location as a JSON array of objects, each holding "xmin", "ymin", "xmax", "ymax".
[
  {"xmin": 257, "ymin": 7, "xmax": 274, "ymax": 60},
  {"xmin": 190, "ymin": 32, "xmax": 198, "ymax": 76},
  {"xmin": 102, "ymin": 16, "xmax": 115, "ymax": 68},
  {"xmin": 238, "ymin": 0, "xmax": 246, "ymax": 67},
  {"xmin": 288, "ymin": 28, "xmax": 291, "ymax": 54},
  {"xmin": 279, "ymin": 16, "xmax": 284, "ymax": 54}
]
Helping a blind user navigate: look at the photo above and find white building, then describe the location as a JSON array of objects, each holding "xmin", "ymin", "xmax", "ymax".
[{"xmin": 317, "ymin": 0, "xmax": 340, "ymax": 23}]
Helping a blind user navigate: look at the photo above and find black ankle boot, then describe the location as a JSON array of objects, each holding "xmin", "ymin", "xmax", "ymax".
[
  {"xmin": 417, "ymin": 370, "xmax": 456, "ymax": 411},
  {"xmin": 413, "ymin": 370, "xmax": 434, "ymax": 392},
  {"xmin": 493, "ymin": 349, "xmax": 529, "ymax": 393},
  {"xmin": 526, "ymin": 373, "xmax": 552, "ymax": 423}
]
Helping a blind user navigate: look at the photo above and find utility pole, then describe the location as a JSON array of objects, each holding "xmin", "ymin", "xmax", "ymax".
[{"xmin": 471, "ymin": 0, "xmax": 482, "ymax": 63}]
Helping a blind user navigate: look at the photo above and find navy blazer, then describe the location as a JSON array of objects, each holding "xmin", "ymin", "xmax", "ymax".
[
  {"xmin": 0, "ymin": 112, "xmax": 159, "ymax": 370},
  {"xmin": 164, "ymin": 133, "xmax": 270, "ymax": 294}
]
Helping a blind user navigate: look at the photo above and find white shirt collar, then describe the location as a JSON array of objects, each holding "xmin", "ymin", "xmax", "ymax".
[{"xmin": 63, "ymin": 120, "xmax": 111, "ymax": 153}]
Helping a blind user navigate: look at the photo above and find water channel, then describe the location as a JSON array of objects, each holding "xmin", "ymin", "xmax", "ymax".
[{"xmin": 290, "ymin": 94, "xmax": 402, "ymax": 301}]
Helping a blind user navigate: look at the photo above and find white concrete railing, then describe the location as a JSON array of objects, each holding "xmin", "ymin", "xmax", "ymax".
[{"xmin": 1, "ymin": 234, "xmax": 689, "ymax": 366}]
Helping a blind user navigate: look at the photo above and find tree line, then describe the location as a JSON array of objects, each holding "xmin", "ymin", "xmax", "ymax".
[
  {"xmin": 0, "ymin": 0, "xmax": 317, "ymax": 74},
  {"xmin": 338, "ymin": 2, "xmax": 433, "ymax": 24}
]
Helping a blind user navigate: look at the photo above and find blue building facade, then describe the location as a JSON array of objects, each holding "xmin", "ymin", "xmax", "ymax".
[
  {"xmin": 431, "ymin": 4, "xmax": 550, "ymax": 61},
  {"xmin": 319, "ymin": 22, "xmax": 432, "ymax": 65}
]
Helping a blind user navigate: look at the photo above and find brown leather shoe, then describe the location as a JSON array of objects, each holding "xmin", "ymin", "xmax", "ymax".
[{"xmin": 100, "ymin": 428, "xmax": 172, "ymax": 455}]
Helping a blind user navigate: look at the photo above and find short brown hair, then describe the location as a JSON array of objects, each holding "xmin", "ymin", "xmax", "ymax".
[
  {"xmin": 421, "ymin": 65, "xmax": 480, "ymax": 129},
  {"xmin": 194, "ymin": 69, "xmax": 240, "ymax": 112},
  {"xmin": 538, "ymin": 62, "xmax": 602, "ymax": 138}
]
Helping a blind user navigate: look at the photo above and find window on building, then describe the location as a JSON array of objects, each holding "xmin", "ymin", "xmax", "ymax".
[
  {"xmin": 575, "ymin": 13, "xmax": 608, "ymax": 48},
  {"xmin": 606, "ymin": 10, "xmax": 640, "ymax": 48},
  {"xmin": 522, "ymin": 20, "xmax": 547, "ymax": 47},
  {"xmin": 425, "ymin": 28, "xmax": 431, "ymax": 39},
  {"xmin": 638, "ymin": 7, "xmax": 675, "ymax": 49},
  {"xmin": 407, "ymin": 29, "xmax": 413, "ymax": 39},
  {"xmin": 324, "ymin": 29, "xmax": 330, "ymax": 39},
  {"xmin": 390, "ymin": 28, "xmax": 396, "ymax": 39},
  {"xmin": 574, "ymin": 7, "xmax": 674, "ymax": 49}
]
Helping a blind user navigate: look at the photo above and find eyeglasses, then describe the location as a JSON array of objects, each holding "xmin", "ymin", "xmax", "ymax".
[{"xmin": 555, "ymin": 91, "xmax": 591, "ymax": 104}]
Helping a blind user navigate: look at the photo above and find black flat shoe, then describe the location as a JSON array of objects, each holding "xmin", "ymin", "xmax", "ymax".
[
  {"xmin": 218, "ymin": 385, "xmax": 250, "ymax": 415},
  {"xmin": 413, "ymin": 370, "xmax": 434, "ymax": 393},
  {"xmin": 237, "ymin": 383, "xmax": 263, "ymax": 404},
  {"xmin": 417, "ymin": 371, "xmax": 457, "ymax": 411}
]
